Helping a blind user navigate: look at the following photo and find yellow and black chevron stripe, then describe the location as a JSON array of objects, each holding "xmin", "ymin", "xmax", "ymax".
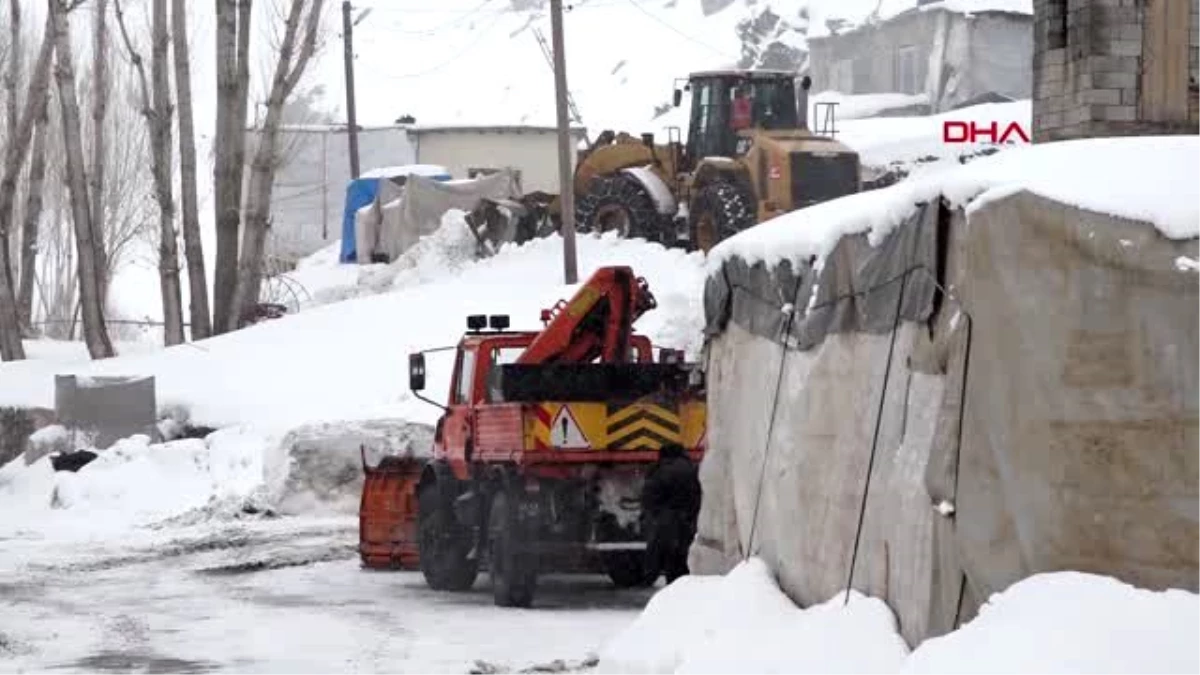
[{"xmin": 605, "ymin": 402, "xmax": 682, "ymax": 450}]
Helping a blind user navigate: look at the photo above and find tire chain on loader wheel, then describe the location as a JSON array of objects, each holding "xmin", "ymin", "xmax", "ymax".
[
  {"xmin": 688, "ymin": 181, "xmax": 756, "ymax": 253},
  {"xmin": 488, "ymin": 489, "xmax": 539, "ymax": 607},
  {"xmin": 417, "ymin": 480, "xmax": 479, "ymax": 591},
  {"xmin": 575, "ymin": 173, "xmax": 663, "ymax": 243}
]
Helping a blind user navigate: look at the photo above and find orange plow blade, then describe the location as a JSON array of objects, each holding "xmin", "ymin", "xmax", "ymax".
[{"xmin": 358, "ymin": 447, "xmax": 425, "ymax": 570}]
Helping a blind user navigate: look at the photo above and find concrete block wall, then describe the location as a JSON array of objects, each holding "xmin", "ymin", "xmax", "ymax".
[
  {"xmin": 1033, "ymin": 0, "xmax": 1200, "ymax": 141},
  {"xmin": 1190, "ymin": 0, "xmax": 1200, "ymax": 85}
]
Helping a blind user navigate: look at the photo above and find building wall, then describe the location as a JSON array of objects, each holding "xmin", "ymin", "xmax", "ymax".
[
  {"xmin": 1033, "ymin": 0, "xmax": 1200, "ymax": 142},
  {"xmin": 412, "ymin": 128, "xmax": 587, "ymax": 195},
  {"xmin": 808, "ymin": 10, "xmax": 1032, "ymax": 113}
]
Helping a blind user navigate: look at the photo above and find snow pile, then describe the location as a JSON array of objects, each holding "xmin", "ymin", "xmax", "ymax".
[
  {"xmin": 358, "ymin": 164, "xmax": 450, "ymax": 179},
  {"xmin": 708, "ymin": 135, "xmax": 1200, "ymax": 274},
  {"xmin": 598, "ymin": 559, "xmax": 1199, "ymax": 674},
  {"xmin": 839, "ymin": 99, "xmax": 1031, "ymax": 168},
  {"xmin": 0, "ymin": 215, "xmax": 706, "ymax": 432},
  {"xmin": 811, "ymin": 91, "xmax": 931, "ymax": 120},
  {"xmin": 0, "ymin": 428, "xmax": 273, "ymax": 536},
  {"xmin": 903, "ymin": 572, "xmax": 1200, "ymax": 674},
  {"xmin": 596, "ymin": 558, "xmax": 910, "ymax": 673}
]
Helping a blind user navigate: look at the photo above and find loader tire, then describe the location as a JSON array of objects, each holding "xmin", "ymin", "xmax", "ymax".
[
  {"xmin": 575, "ymin": 174, "xmax": 661, "ymax": 242},
  {"xmin": 489, "ymin": 490, "xmax": 538, "ymax": 608},
  {"xmin": 417, "ymin": 481, "xmax": 479, "ymax": 592},
  {"xmin": 688, "ymin": 181, "xmax": 756, "ymax": 253}
]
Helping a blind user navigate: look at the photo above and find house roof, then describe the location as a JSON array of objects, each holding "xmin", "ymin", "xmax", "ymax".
[
  {"xmin": 809, "ymin": 0, "xmax": 1032, "ymax": 42},
  {"xmin": 408, "ymin": 124, "xmax": 587, "ymax": 136}
]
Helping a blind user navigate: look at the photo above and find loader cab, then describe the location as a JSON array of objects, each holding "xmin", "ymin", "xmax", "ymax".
[{"xmin": 678, "ymin": 70, "xmax": 801, "ymax": 170}]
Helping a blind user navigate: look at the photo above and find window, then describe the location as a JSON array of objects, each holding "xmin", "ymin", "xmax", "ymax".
[
  {"xmin": 454, "ymin": 349, "xmax": 476, "ymax": 404},
  {"xmin": 896, "ymin": 46, "xmax": 920, "ymax": 95}
]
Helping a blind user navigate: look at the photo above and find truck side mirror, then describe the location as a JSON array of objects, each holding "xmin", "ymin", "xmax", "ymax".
[
  {"xmin": 673, "ymin": 89, "xmax": 682, "ymax": 107},
  {"xmin": 409, "ymin": 353, "xmax": 426, "ymax": 392}
]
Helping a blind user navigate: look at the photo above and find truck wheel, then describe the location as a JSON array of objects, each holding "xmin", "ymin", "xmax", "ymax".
[
  {"xmin": 417, "ymin": 481, "xmax": 479, "ymax": 591},
  {"xmin": 688, "ymin": 181, "xmax": 756, "ymax": 253},
  {"xmin": 489, "ymin": 490, "xmax": 538, "ymax": 607},
  {"xmin": 603, "ymin": 551, "xmax": 655, "ymax": 588},
  {"xmin": 575, "ymin": 174, "xmax": 661, "ymax": 242}
]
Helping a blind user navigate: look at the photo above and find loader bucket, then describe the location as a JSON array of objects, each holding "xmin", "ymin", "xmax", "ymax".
[{"xmin": 358, "ymin": 448, "xmax": 426, "ymax": 570}]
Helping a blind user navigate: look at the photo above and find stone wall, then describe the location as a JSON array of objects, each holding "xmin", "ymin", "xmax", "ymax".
[{"xmin": 1033, "ymin": 0, "xmax": 1200, "ymax": 141}]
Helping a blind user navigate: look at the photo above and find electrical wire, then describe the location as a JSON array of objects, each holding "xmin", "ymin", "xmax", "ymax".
[
  {"xmin": 620, "ymin": 0, "xmax": 736, "ymax": 59},
  {"xmin": 374, "ymin": 13, "xmax": 508, "ymax": 79}
]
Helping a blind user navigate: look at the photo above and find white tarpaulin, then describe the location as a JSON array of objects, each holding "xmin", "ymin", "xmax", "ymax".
[{"xmin": 354, "ymin": 170, "xmax": 521, "ymax": 263}]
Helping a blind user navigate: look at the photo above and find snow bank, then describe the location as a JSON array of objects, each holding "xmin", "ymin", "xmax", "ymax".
[
  {"xmin": 839, "ymin": 99, "xmax": 1031, "ymax": 167},
  {"xmin": 598, "ymin": 560, "xmax": 1199, "ymax": 674},
  {"xmin": 903, "ymin": 573, "xmax": 1200, "ymax": 674},
  {"xmin": 708, "ymin": 135, "xmax": 1200, "ymax": 274},
  {"xmin": 812, "ymin": 91, "xmax": 930, "ymax": 120},
  {"xmin": 0, "ymin": 428, "xmax": 273, "ymax": 537},
  {"xmin": 0, "ymin": 213, "xmax": 706, "ymax": 431},
  {"xmin": 596, "ymin": 558, "xmax": 910, "ymax": 673}
]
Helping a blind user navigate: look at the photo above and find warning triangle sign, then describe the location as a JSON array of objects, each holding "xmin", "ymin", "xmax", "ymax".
[{"xmin": 549, "ymin": 406, "xmax": 590, "ymax": 448}]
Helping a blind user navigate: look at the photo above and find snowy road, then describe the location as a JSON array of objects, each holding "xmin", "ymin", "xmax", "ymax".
[{"xmin": 0, "ymin": 516, "xmax": 654, "ymax": 673}]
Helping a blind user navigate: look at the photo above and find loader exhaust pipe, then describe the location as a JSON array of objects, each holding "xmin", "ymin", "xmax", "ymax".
[{"xmin": 797, "ymin": 75, "xmax": 812, "ymax": 131}]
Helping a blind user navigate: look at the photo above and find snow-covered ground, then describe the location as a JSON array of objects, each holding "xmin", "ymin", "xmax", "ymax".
[{"xmin": 0, "ymin": 517, "xmax": 654, "ymax": 673}]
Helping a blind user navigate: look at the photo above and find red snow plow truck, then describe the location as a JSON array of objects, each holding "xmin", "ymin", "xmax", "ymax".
[{"xmin": 358, "ymin": 266, "xmax": 707, "ymax": 606}]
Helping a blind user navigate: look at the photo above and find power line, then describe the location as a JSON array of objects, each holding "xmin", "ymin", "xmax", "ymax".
[
  {"xmin": 620, "ymin": 0, "xmax": 736, "ymax": 59},
  {"xmin": 375, "ymin": 14, "xmax": 508, "ymax": 79}
]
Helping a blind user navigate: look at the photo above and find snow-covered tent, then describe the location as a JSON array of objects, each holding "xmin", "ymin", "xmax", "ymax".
[
  {"xmin": 353, "ymin": 169, "xmax": 523, "ymax": 265},
  {"xmin": 691, "ymin": 136, "xmax": 1199, "ymax": 647},
  {"xmin": 338, "ymin": 165, "xmax": 452, "ymax": 263}
]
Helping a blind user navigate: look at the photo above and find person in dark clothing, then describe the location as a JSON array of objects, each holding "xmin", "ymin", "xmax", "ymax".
[{"xmin": 641, "ymin": 443, "xmax": 702, "ymax": 584}]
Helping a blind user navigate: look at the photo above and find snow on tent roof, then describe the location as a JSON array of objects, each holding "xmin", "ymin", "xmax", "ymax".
[
  {"xmin": 358, "ymin": 164, "xmax": 451, "ymax": 180},
  {"xmin": 706, "ymin": 136, "xmax": 1200, "ymax": 275}
]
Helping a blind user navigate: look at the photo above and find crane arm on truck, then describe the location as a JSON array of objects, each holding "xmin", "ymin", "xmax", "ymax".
[{"xmin": 515, "ymin": 266, "xmax": 657, "ymax": 366}]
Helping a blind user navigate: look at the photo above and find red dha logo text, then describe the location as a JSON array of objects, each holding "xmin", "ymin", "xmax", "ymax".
[{"xmin": 942, "ymin": 120, "xmax": 1030, "ymax": 144}]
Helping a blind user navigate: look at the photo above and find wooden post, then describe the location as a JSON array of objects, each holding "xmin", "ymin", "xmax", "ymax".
[{"xmin": 549, "ymin": 0, "xmax": 578, "ymax": 285}]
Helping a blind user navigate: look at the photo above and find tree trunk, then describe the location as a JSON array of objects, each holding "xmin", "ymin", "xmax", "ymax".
[
  {"xmin": 212, "ymin": 0, "xmax": 252, "ymax": 334},
  {"xmin": 232, "ymin": 0, "xmax": 324, "ymax": 326},
  {"xmin": 4, "ymin": 0, "xmax": 20, "ymax": 148},
  {"xmin": 16, "ymin": 99, "xmax": 49, "ymax": 333},
  {"xmin": 172, "ymin": 0, "xmax": 211, "ymax": 340},
  {"xmin": 89, "ymin": 0, "xmax": 111, "ymax": 302},
  {"xmin": 49, "ymin": 0, "xmax": 115, "ymax": 359},
  {"xmin": 150, "ymin": 0, "xmax": 184, "ymax": 345},
  {"xmin": 0, "ymin": 14, "xmax": 55, "ymax": 361}
]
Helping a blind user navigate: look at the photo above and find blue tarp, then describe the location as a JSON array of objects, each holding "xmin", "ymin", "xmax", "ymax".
[
  {"xmin": 338, "ymin": 170, "xmax": 454, "ymax": 263},
  {"xmin": 339, "ymin": 178, "xmax": 380, "ymax": 263}
]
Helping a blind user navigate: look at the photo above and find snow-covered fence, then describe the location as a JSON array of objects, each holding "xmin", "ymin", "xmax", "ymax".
[{"xmin": 53, "ymin": 374, "xmax": 158, "ymax": 450}]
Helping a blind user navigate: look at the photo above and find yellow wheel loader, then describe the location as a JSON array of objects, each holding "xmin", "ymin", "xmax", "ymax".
[{"xmin": 572, "ymin": 71, "xmax": 861, "ymax": 252}]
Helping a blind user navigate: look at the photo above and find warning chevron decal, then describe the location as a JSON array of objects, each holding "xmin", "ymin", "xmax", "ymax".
[{"xmin": 606, "ymin": 402, "xmax": 682, "ymax": 450}]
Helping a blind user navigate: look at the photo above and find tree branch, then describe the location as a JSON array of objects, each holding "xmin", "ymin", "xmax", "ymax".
[{"xmin": 111, "ymin": 0, "xmax": 152, "ymax": 120}]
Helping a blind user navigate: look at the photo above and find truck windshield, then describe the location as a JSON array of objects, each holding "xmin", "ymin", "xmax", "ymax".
[
  {"xmin": 746, "ymin": 78, "xmax": 799, "ymax": 130},
  {"xmin": 454, "ymin": 350, "xmax": 475, "ymax": 404}
]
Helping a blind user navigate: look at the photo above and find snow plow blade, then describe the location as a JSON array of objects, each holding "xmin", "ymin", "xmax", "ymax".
[{"xmin": 358, "ymin": 447, "xmax": 426, "ymax": 570}]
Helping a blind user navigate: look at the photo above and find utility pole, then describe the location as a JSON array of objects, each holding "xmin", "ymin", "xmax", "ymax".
[
  {"xmin": 342, "ymin": 0, "xmax": 361, "ymax": 179},
  {"xmin": 550, "ymin": 0, "xmax": 578, "ymax": 284}
]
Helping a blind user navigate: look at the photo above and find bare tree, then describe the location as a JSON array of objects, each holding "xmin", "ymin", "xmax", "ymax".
[
  {"xmin": 0, "ymin": 13, "xmax": 56, "ymax": 361},
  {"xmin": 16, "ymin": 97, "xmax": 49, "ymax": 332},
  {"xmin": 172, "ymin": 0, "xmax": 210, "ymax": 340},
  {"xmin": 212, "ymin": 0, "xmax": 254, "ymax": 334},
  {"xmin": 90, "ymin": 0, "xmax": 111, "ymax": 302},
  {"xmin": 114, "ymin": 0, "xmax": 184, "ymax": 346},
  {"xmin": 49, "ymin": 0, "xmax": 115, "ymax": 359},
  {"xmin": 4, "ymin": 0, "xmax": 20, "ymax": 144},
  {"xmin": 232, "ymin": 0, "xmax": 325, "ymax": 326}
]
